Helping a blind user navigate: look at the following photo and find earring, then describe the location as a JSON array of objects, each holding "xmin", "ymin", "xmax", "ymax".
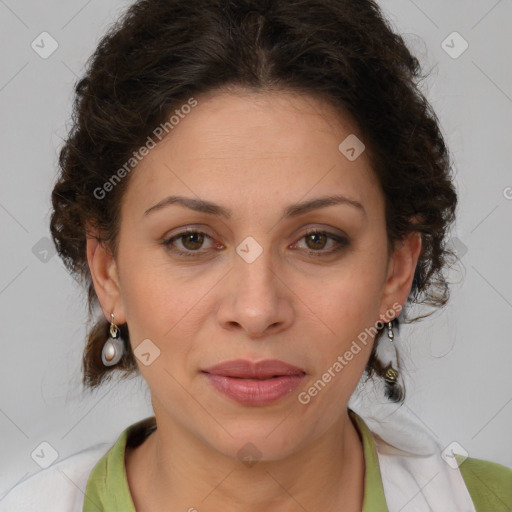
[
  {"xmin": 101, "ymin": 313, "xmax": 125, "ymax": 366},
  {"xmin": 383, "ymin": 321, "xmax": 399, "ymax": 385}
]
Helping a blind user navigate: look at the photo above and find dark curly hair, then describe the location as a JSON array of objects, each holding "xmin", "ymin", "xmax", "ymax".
[{"xmin": 49, "ymin": 0, "xmax": 458, "ymax": 400}]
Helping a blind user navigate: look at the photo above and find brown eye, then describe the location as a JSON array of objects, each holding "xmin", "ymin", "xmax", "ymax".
[
  {"xmin": 294, "ymin": 230, "xmax": 350, "ymax": 257},
  {"xmin": 180, "ymin": 232, "xmax": 205, "ymax": 250},
  {"xmin": 163, "ymin": 230, "xmax": 215, "ymax": 257},
  {"xmin": 305, "ymin": 232, "xmax": 329, "ymax": 250}
]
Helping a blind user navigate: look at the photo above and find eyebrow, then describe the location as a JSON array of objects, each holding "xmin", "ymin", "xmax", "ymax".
[{"xmin": 143, "ymin": 194, "xmax": 366, "ymax": 220}]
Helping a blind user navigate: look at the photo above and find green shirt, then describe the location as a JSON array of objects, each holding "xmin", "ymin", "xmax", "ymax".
[{"xmin": 82, "ymin": 411, "xmax": 512, "ymax": 511}]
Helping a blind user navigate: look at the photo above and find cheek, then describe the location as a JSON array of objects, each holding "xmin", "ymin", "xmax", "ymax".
[
  {"xmin": 116, "ymin": 234, "xmax": 199, "ymax": 332},
  {"xmin": 117, "ymin": 255, "xmax": 219, "ymax": 384},
  {"xmin": 297, "ymin": 272, "xmax": 383, "ymax": 419},
  {"xmin": 317, "ymin": 254, "xmax": 387, "ymax": 335},
  {"xmin": 303, "ymin": 247, "xmax": 387, "ymax": 381},
  {"xmin": 328, "ymin": 275, "xmax": 383, "ymax": 338},
  {"xmin": 121, "ymin": 270, "xmax": 205, "ymax": 344}
]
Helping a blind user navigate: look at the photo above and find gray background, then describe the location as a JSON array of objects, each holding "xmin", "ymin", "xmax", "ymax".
[{"xmin": 1, "ymin": 0, "xmax": 511, "ymax": 496}]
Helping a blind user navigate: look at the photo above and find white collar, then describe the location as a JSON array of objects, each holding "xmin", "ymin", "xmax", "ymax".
[{"xmin": 349, "ymin": 377, "xmax": 476, "ymax": 512}]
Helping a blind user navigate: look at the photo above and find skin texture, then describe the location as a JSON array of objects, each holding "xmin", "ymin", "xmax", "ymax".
[{"xmin": 86, "ymin": 88, "xmax": 422, "ymax": 512}]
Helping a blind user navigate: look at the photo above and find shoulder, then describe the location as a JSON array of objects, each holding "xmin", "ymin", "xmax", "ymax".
[
  {"xmin": 458, "ymin": 455, "xmax": 512, "ymax": 512},
  {"xmin": 0, "ymin": 442, "xmax": 112, "ymax": 512}
]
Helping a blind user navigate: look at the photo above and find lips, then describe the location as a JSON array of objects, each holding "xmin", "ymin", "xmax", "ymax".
[
  {"xmin": 201, "ymin": 359, "xmax": 306, "ymax": 379},
  {"xmin": 202, "ymin": 359, "xmax": 306, "ymax": 405}
]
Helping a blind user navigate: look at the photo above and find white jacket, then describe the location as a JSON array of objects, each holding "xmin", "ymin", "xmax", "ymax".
[{"xmin": 0, "ymin": 443, "xmax": 112, "ymax": 512}]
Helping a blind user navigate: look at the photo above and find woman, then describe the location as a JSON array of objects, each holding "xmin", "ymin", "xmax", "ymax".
[{"xmin": 1, "ymin": 0, "xmax": 510, "ymax": 511}]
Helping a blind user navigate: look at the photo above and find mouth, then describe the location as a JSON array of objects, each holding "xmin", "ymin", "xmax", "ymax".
[
  {"xmin": 201, "ymin": 358, "xmax": 306, "ymax": 379},
  {"xmin": 200, "ymin": 359, "xmax": 306, "ymax": 406}
]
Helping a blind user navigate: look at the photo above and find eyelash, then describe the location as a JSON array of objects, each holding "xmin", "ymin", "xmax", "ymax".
[{"xmin": 162, "ymin": 228, "xmax": 350, "ymax": 258}]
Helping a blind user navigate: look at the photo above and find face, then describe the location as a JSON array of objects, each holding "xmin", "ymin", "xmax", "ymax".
[{"xmin": 87, "ymin": 88, "xmax": 420, "ymax": 460}]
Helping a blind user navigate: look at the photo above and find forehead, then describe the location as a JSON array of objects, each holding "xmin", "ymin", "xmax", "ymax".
[
  {"xmin": 121, "ymin": 89, "xmax": 381, "ymax": 219},
  {"xmin": 157, "ymin": 89, "xmax": 361, "ymax": 159}
]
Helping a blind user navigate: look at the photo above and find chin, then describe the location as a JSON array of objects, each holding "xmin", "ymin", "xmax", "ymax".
[{"xmin": 201, "ymin": 417, "xmax": 311, "ymax": 463}]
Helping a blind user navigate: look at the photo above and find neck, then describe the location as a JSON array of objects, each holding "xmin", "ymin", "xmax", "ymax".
[{"xmin": 126, "ymin": 408, "xmax": 365, "ymax": 512}]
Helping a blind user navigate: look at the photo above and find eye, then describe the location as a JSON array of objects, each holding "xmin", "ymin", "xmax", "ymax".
[
  {"xmin": 292, "ymin": 229, "xmax": 350, "ymax": 257},
  {"xmin": 162, "ymin": 229, "xmax": 218, "ymax": 257}
]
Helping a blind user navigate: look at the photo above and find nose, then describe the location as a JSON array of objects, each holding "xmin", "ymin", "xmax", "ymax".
[{"xmin": 216, "ymin": 244, "xmax": 294, "ymax": 338}]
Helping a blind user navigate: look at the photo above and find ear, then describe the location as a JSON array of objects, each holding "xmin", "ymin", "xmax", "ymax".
[
  {"xmin": 378, "ymin": 231, "xmax": 422, "ymax": 322},
  {"xmin": 86, "ymin": 231, "xmax": 126, "ymax": 324}
]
